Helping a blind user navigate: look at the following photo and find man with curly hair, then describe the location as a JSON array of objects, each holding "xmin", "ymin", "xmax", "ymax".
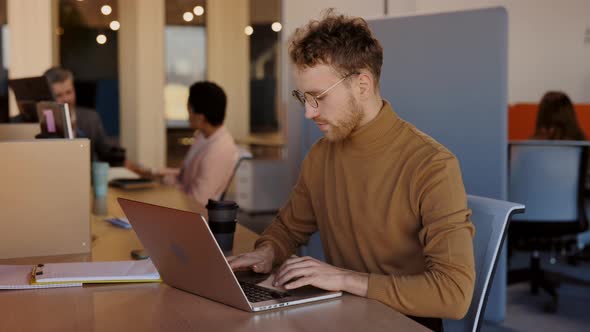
[{"xmin": 228, "ymin": 10, "xmax": 475, "ymax": 331}]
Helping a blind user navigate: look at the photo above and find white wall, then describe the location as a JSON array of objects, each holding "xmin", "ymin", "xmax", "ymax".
[
  {"xmin": 403, "ymin": 0, "xmax": 590, "ymax": 103},
  {"xmin": 7, "ymin": 0, "xmax": 58, "ymax": 117}
]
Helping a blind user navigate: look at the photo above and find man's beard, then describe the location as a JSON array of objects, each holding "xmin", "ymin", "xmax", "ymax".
[{"xmin": 324, "ymin": 95, "xmax": 364, "ymax": 142}]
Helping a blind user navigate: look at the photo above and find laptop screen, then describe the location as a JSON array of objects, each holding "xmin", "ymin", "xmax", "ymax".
[{"xmin": 36, "ymin": 102, "xmax": 74, "ymax": 139}]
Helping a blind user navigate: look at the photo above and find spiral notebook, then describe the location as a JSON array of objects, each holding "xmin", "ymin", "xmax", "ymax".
[
  {"xmin": 0, "ymin": 265, "xmax": 81, "ymax": 290},
  {"xmin": 30, "ymin": 259, "xmax": 161, "ymax": 285}
]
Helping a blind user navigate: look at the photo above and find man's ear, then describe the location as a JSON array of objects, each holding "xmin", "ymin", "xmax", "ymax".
[
  {"xmin": 196, "ymin": 113, "xmax": 207, "ymax": 125},
  {"xmin": 357, "ymin": 73, "xmax": 374, "ymax": 100}
]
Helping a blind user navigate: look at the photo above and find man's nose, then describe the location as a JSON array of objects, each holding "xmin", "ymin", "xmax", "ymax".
[{"xmin": 304, "ymin": 104, "xmax": 318, "ymax": 120}]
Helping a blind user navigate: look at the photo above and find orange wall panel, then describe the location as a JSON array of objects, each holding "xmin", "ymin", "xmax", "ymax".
[{"xmin": 508, "ymin": 103, "xmax": 590, "ymax": 140}]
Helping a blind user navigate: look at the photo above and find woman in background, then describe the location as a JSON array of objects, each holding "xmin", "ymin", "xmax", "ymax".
[{"xmin": 532, "ymin": 91, "xmax": 586, "ymax": 140}]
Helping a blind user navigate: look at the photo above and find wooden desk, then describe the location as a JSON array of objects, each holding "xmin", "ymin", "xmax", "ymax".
[
  {"xmin": 91, "ymin": 186, "xmax": 258, "ymax": 261},
  {"xmin": 0, "ymin": 186, "xmax": 429, "ymax": 332}
]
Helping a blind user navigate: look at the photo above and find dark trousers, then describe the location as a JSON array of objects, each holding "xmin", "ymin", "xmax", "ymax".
[{"xmin": 407, "ymin": 315, "xmax": 443, "ymax": 332}]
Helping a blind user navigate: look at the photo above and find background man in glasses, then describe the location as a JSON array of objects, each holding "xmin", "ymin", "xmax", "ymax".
[
  {"xmin": 44, "ymin": 67, "xmax": 123, "ymax": 164},
  {"xmin": 228, "ymin": 10, "xmax": 475, "ymax": 331}
]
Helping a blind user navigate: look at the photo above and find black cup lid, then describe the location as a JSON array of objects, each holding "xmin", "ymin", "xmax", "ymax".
[{"xmin": 206, "ymin": 199, "xmax": 239, "ymax": 210}]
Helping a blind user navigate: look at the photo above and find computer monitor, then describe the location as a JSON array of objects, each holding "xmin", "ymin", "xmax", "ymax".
[{"xmin": 8, "ymin": 76, "xmax": 54, "ymax": 122}]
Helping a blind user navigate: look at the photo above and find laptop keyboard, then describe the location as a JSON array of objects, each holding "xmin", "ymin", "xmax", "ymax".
[{"xmin": 238, "ymin": 281, "xmax": 291, "ymax": 303}]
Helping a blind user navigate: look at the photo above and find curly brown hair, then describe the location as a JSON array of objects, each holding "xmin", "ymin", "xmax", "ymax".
[{"xmin": 289, "ymin": 9, "xmax": 383, "ymax": 84}]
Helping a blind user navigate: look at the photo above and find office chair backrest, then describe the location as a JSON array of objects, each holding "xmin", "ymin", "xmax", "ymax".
[
  {"xmin": 219, "ymin": 148, "xmax": 252, "ymax": 201},
  {"xmin": 444, "ymin": 195, "xmax": 524, "ymax": 332},
  {"xmin": 509, "ymin": 142, "xmax": 585, "ymax": 222}
]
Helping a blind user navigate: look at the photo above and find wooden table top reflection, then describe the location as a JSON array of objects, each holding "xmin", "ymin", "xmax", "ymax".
[
  {"xmin": 91, "ymin": 186, "xmax": 257, "ymax": 261},
  {"xmin": 0, "ymin": 186, "xmax": 429, "ymax": 332}
]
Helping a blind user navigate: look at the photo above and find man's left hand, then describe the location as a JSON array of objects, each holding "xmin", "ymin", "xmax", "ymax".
[{"xmin": 273, "ymin": 256, "xmax": 369, "ymax": 297}]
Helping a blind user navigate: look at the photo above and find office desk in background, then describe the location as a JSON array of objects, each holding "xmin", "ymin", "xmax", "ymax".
[
  {"xmin": 0, "ymin": 186, "xmax": 428, "ymax": 332},
  {"xmin": 90, "ymin": 185, "xmax": 259, "ymax": 261}
]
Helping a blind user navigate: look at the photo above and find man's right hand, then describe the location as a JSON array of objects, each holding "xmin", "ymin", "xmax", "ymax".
[
  {"xmin": 156, "ymin": 168, "xmax": 180, "ymax": 177},
  {"xmin": 227, "ymin": 243, "xmax": 275, "ymax": 274}
]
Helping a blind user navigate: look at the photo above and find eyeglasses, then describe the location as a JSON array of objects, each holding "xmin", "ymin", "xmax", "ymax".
[{"xmin": 292, "ymin": 72, "xmax": 359, "ymax": 108}]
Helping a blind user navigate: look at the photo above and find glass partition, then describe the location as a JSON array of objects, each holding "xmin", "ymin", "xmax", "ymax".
[
  {"xmin": 165, "ymin": 0, "xmax": 207, "ymax": 166},
  {"xmin": 165, "ymin": 0, "xmax": 207, "ymax": 127}
]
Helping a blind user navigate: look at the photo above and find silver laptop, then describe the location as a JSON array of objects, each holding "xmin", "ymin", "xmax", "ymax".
[{"xmin": 118, "ymin": 198, "xmax": 342, "ymax": 312}]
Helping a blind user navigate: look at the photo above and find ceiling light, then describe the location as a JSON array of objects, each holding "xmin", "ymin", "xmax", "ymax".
[
  {"xmin": 271, "ymin": 22, "xmax": 282, "ymax": 32},
  {"xmin": 96, "ymin": 34, "xmax": 107, "ymax": 45},
  {"xmin": 109, "ymin": 20, "xmax": 120, "ymax": 31},
  {"xmin": 183, "ymin": 12, "xmax": 194, "ymax": 22},
  {"xmin": 101, "ymin": 5, "xmax": 112, "ymax": 16},
  {"xmin": 193, "ymin": 6, "xmax": 204, "ymax": 16}
]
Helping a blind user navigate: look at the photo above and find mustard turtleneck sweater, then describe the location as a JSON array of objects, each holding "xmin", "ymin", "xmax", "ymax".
[{"xmin": 255, "ymin": 101, "xmax": 475, "ymax": 320}]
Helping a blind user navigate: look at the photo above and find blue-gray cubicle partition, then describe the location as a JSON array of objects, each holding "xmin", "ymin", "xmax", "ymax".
[
  {"xmin": 367, "ymin": 8, "xmax": 508, "ymax": 322},
  {"xmin": 299, "ymin": 7, "xmax": 509, "ymax": 323}
]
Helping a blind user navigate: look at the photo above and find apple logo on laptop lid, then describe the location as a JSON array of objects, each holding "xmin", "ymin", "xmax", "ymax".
[{"xmin": 170, "ymin": 242, "xmax": 188, "ymax": 264}]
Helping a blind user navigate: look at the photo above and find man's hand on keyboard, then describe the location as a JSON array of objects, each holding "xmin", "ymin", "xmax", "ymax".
[
  {"xmin": 227, "ymin": 243, "xmax": 275, "ymax": 274},
  {"xmin": 272, "ymin": 256, "xmax": 369, "ymax": 297}
]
